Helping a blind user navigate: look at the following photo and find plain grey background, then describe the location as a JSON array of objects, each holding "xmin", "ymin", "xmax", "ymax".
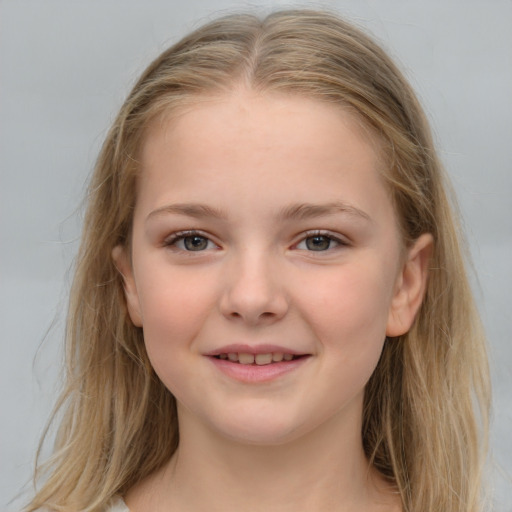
[{"xmin": 1, "ymin": 0, "xmax": 511, "ymax": 510}]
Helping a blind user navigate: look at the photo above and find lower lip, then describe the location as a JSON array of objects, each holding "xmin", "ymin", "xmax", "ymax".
[{"xmin": 206, "ymin": 356, "xmax": 310, "ymax": 383}]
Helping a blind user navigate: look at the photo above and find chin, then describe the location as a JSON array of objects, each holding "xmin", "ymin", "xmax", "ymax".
[{"xmin": 205, "ymin": 407, "xmax": 313, "ymax": 447}]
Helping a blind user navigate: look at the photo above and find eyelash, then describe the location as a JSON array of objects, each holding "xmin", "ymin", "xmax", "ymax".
[
  {"xmin": 163, "ymin": 229, "xmax": 348, "ymax": 253},
  {"xmin": 163, "ymin": 230, "xmax": 218, "ymax": 252},
  {"xmin": 294, "ymin": 230, "xmax": 348, "ymax": 252}
]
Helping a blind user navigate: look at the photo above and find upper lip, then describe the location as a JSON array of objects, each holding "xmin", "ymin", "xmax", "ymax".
[{"xmin": 204, "ymin": 344, "xmax": 307, "ymax": 356}]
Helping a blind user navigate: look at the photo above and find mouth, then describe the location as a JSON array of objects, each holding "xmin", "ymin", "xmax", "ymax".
[
  {"xmin": 212, "ymin": 352, "xmax": 305, "ymax": 365},
  {"xmin": 205, "ymin": 346, "xmax": 311, "ymax": 382}
]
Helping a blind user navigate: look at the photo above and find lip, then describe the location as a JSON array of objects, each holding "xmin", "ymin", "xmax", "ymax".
[
  {"xmin": 204, "ymin": 344, "xmax": 311, "ymax": 383},
  {"xmin": 203, "ymin": 343, "xmax": 306, "ymax": 357}
]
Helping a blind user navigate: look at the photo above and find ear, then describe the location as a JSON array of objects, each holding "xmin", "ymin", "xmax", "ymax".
[
  {"xmin": 386, "ymin": 233, "xmax": 433, "ymax": 337},
  {"xmin": 112, "ymin": 245, "xmax": 143, "ymax": 327}
]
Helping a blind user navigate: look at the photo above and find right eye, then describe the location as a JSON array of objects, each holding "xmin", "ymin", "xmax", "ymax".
[
  {"xmin": 296, "ymin": 234, "xmax": 338, "ymax": 251},
  {"xmin": 164, "ymin": 231, "xmax": 218, "ymax": 252}
]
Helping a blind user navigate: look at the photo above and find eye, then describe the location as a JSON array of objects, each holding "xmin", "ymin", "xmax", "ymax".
[
  {"xmin": 295, "ymin": 232, "xmax": 345, "ymax": 252},
  {"xmin": 164, "ymin": 231, "xmax": 218, "ymax": 252},
  {"xmin": 180, "ymin": 235, "xmax": 211, "ymax": 251}
]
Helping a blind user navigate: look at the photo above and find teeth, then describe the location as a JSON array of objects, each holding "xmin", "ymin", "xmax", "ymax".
[
  {"xmin": 217, "ymin": 352, "xmax": 299, "ymax": 364},
  {"xmin": 238, "ymin": 353, "xmax": 255, "ymax": 364},
  {"xmin": 255, "ymin": 353, "xmax": 273, "ymax": 365}
]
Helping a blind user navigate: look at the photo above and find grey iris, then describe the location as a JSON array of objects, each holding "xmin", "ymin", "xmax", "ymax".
[
  {"xmin": 184, "ymin": 236, "xmax": 208, "ymax": 251},
  {"xmin": 306, "ymin": 236, "xmax": 331, "ymax": 251}
]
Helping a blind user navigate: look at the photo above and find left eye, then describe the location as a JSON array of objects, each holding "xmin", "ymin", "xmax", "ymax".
[
  {"xmin": 166, "ymin": 233, "xmax": 217, "ymax": 251},
  {"xmin": 296, "ymin": 234, "xmax": 341, "ymax": 251},
  {"xmin": 181, "ymin": 235, "xmax": 211, "ymax": 251}
]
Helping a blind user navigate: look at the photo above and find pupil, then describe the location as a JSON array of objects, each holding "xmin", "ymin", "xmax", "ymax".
[
  {"xmin": 184, "ymin": 236, "xmax": 208, "ymax": 251},
  {"xmin": 306, "ymin": 236, "xmax": 330, "ymax": 251}
]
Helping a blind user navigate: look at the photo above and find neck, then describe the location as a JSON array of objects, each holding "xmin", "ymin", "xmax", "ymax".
[{"xmin": 126, "ymin": 400, "xmax": 400, "ymax": 512}]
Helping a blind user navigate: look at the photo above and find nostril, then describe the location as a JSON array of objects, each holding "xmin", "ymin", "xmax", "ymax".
[{"xmin": 229, "ymin": 311, "xmax": 274, "ymax": 319}]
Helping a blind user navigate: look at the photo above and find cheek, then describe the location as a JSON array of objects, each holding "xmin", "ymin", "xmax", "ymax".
[
  {"xmin": 295, "ymin": 258, "xmax": 396, "ymax": 351},
  {"xmin": 299, "ymin": 262, "xmax": 395, "ymax": 406},
  {"xmin": 135, "ymin": 262, "xmax": 218, "ymax": 365}
]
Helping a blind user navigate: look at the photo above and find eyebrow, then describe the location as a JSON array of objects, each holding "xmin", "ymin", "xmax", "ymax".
[
  {"xmin": 146, "ymin": 203, "xmax": 228, "ymax": 222},
  {"xmin": 278, "ymin": 202, "xmax": 372, "ymax": 223},
  {"xmin": 146, "ymin": 201, "xmax": 371, "ymax": 223}
]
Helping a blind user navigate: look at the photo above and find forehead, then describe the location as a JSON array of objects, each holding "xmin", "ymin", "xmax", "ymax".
[
  {"xmin": 142, "ymin": 90, "xmax": 384, "ymax": 171},
  {"xmin": 137, "ymin": 91, "xmax": 392, "ymax": 222}
]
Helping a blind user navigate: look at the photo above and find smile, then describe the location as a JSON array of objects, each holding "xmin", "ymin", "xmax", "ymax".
[
  {"xmin": 206, "ymin": 347, "xmax": 311, "ymax": 383},
  {"xmin": 214, "ymin": 352, "xmax": 300, "ymax": 365}
]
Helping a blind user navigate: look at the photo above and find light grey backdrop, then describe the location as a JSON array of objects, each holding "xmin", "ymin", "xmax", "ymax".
[{"xmin": 1, "ymin": 0, "xmax": 511, "ymax": 510}]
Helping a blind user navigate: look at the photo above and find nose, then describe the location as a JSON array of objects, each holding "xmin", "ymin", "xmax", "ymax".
[{"xmin": 219, "ymin": 250, "xmax": 289, "ymax": 326}]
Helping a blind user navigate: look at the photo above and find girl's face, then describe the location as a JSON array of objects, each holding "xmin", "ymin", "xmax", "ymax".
[{"xmin": 115, "ymin": 91, "xmax": 430, "ymax": 445}]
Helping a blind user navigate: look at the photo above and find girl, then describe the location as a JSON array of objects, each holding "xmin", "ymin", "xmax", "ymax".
[{"xmin": 27, "ymin": 9, "xmax": 491, "ymax": 512}]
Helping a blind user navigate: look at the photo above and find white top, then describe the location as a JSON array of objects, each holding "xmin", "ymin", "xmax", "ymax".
[{"xmin": 106, "ymin": 497, "xmax": 130, "ymax": 512}]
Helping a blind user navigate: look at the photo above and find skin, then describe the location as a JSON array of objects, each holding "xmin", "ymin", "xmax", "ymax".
[{"xmin": 114, "ymin": 90, "xmax": 432, "ymax": 511}]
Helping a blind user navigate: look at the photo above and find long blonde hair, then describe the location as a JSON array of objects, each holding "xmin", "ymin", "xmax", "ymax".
[{"xmin": 27, "ymin": 10, "xmax": 490, "ymax": 512}]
